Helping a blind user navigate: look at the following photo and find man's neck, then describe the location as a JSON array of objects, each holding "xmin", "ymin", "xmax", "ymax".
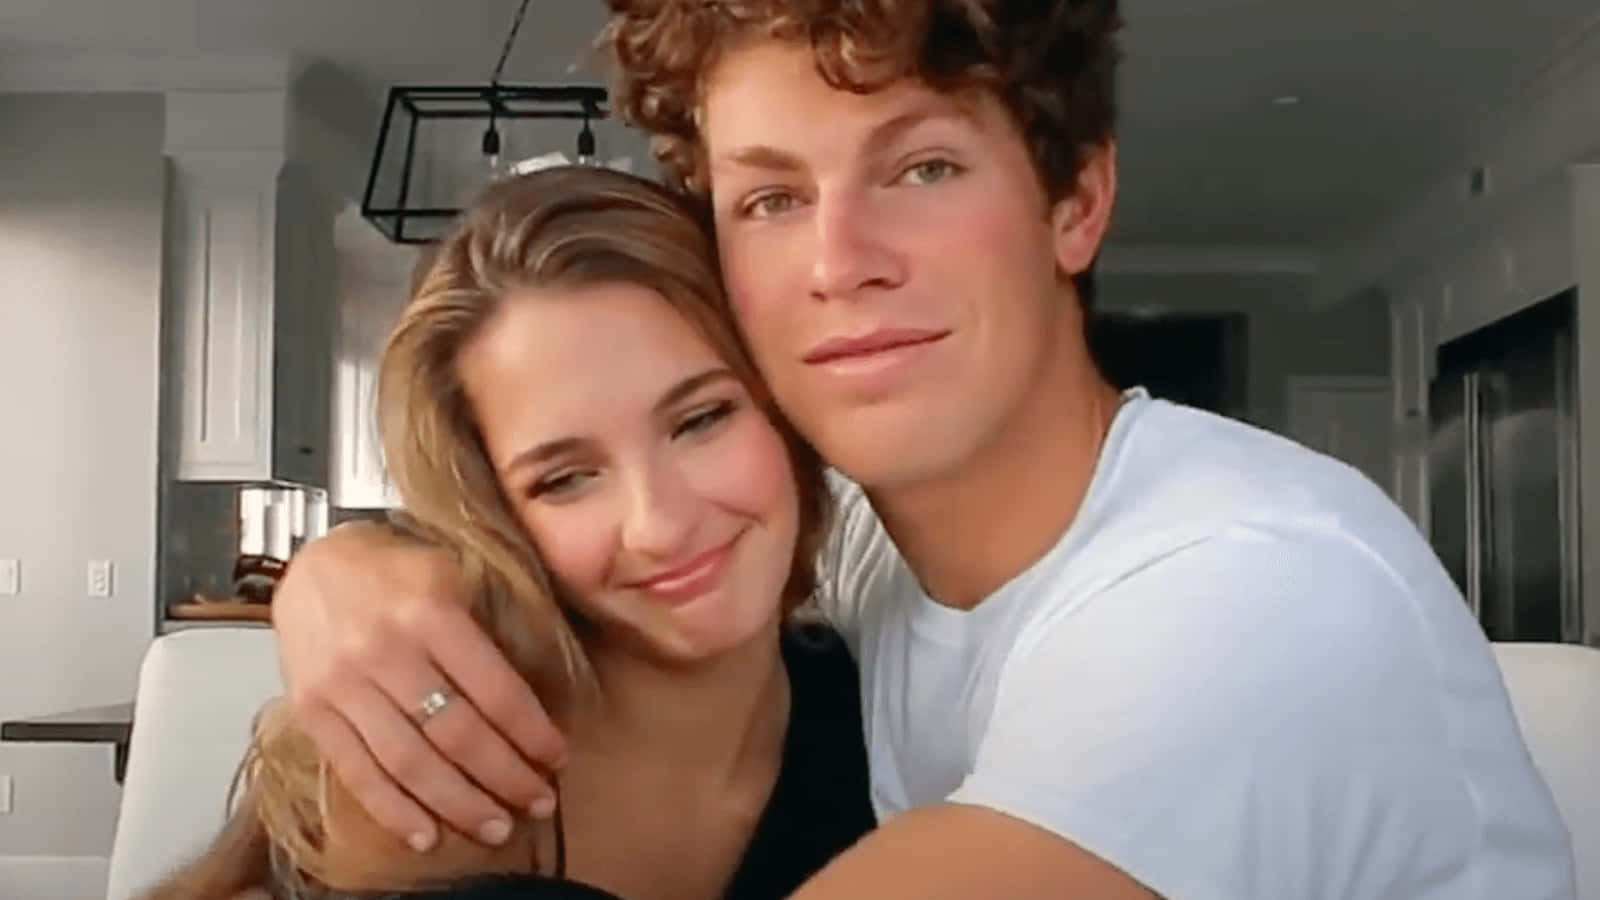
[
  {"xmin": 869, "ymin": 330, "xmax": 1121, "ymax": 610},
  {"xmin": 575, "ymin": 622, "xmax": 790, "ymax": 785}
]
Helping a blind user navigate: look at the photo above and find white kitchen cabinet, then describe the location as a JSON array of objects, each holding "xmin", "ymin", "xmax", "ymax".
[{"xmin": 169, "ymin": 152, "xmax": 335, "ymax": 486}]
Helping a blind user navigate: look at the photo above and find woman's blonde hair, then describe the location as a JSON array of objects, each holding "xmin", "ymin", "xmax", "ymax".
[{"xmin": 143, "ymin": 165, "xmax": 832, "ymax": 899}]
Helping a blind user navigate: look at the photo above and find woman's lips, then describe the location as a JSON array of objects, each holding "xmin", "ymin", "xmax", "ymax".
[{"xmin": 626, "ymin": 536, "xmax": 738, "ymax": 603}]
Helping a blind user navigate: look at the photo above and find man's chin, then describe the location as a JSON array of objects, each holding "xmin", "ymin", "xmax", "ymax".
[{"xmin": 812, "ymin": 420, "xmax": 974, "ymax": 494}]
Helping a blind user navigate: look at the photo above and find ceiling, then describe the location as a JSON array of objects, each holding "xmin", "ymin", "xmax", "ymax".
[{"xmin": 2, "ymin": 0, "xmax": 1596, "ymax": 270}]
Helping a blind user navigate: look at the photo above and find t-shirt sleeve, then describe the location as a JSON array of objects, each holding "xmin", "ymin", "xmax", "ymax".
[{"xmin": 947, "ymin": 525, "xmax": 1479, "ymax": 900}]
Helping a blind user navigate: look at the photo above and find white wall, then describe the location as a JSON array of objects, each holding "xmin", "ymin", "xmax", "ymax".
[{"xmin": 0, "ymin": 93, "xmax": 165, "ymax": 890}]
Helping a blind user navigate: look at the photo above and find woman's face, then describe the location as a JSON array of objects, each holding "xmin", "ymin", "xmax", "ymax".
[{"xmin": 457, "ymin": 281, "xmax": 800, "ymax": 664}]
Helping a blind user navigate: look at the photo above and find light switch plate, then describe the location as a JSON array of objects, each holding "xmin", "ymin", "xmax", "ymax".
[
  {"xmin": 87, "ymin": 560, "xmax": 113, "ymax": 598},
  {"xmin": 0, "ymin": 558, "xmax": 17, "ymax": 596}
]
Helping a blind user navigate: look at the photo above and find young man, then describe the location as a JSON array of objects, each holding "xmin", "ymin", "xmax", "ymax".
[{"xmin": 273, "ymin": 1, "xmax": 1576, "ymax": 896}]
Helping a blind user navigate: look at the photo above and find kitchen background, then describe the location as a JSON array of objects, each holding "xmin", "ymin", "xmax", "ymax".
[{"xmin": 2, "ymin": 0, "xmax": 1600, "ymax": 893}]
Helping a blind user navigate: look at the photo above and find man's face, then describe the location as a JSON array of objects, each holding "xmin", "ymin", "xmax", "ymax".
[{"xmin": 701, "ymin": 40, "xmax": 1110, "ymax": 490}]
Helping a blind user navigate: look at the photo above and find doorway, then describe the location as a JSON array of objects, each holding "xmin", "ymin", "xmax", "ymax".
[{"xmin": 1286, "ymin": 375, "xmax": 1394, "ymax": 496}]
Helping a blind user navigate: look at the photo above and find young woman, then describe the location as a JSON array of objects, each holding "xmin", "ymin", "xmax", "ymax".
[{"xmin": 145, "ymin": 166, "xmax": 873, "ymax": 900}]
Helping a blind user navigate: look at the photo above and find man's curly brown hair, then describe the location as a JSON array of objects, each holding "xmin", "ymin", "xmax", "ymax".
[{"xmin": 599, "ymin": 0, "xmax": 1124, "ymax": 305}]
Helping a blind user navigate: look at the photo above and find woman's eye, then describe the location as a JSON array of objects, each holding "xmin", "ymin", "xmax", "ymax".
[
  {"xmin": 673, "ymin": 401, "xmax": 736, "ymax": 439},
  {"xmin": 739, "ymin": 191, "xmax": 799, "ymax": 219},
  {"xmin": 897, "ymin": 159, "xmax": 961, "ymax": 186},
  {"xmin": 530, "ymin": 469, "xmax": 593, "ymax": 499}
]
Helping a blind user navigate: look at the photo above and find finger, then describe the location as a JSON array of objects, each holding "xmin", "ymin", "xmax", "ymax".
[
  {"xmin": 292, "ymin": 700, "xmax": 440, "ymax": 851},
  {"xmin": 332, "ymin": 676, "xmax": 517, "ymax": 846},
  {"xmin": 416, "ymin": 602, "xmax": 569, "ymax": 771},
  {"xmin": 371, "ymin": 651, "xmax": 558, "ymax": 821}
]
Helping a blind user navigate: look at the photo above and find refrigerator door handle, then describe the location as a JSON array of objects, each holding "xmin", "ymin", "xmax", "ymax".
[
  {"xmin": 1463, "ymin": 371, "xmax": 1483, "ymax": 620},
  {"xmin": 1554, "ymin": 329, "xmax": 1584, "ymax": 642}
]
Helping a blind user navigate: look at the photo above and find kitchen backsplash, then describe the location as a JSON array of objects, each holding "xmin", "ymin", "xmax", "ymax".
[{"xmin": 157, "ymin": 480, "xmax": 239, "ymax": 605}]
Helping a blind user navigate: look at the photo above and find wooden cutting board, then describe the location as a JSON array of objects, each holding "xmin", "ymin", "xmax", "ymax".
[{"xmin": 167, "ymin": 599, "xmax": 272, "ymax": 622}]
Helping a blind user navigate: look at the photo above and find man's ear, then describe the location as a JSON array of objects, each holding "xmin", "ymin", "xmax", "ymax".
[{"xmin": 1050, "ymin": 142, "xmax": 1117, "ymax": 278}]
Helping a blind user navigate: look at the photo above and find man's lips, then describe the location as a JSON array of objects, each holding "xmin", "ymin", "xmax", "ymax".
[{"xmin": 802, "ymin": 328, "xmax": 950, "ymax": 365}]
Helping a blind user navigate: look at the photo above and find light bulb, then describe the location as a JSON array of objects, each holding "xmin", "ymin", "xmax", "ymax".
[
  {"xmin": 576, "ymin": 118, "xmax": 597, "ymax": 166},
  {"xmin": 481, "ymin": 123, "xmax": 509, "ymax": 180}
]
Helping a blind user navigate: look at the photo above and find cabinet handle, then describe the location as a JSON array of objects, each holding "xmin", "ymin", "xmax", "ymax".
[{"xmin": 298, "ymin": 446, "xmax": 314, "ymax": 455}]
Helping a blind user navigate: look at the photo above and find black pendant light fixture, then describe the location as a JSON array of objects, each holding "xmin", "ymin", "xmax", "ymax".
[{"xmin": 360, "ymin": 0, "xmax": 610, "ymax": 243}]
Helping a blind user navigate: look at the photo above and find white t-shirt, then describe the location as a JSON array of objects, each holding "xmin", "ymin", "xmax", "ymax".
[{"xmin": 817, "ymin": 388, "xmax": 1575, "ymax": 900}]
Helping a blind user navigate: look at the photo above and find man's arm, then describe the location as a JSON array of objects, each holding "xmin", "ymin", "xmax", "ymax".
[{"xmin": 791, "ymin": 803, "xmax": 1157, "ymax": 899}]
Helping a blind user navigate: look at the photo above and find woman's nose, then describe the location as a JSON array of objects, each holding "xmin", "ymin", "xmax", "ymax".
[{"xmin": 619, "ymin": 459, "xmax": 697, "ymax": 560}]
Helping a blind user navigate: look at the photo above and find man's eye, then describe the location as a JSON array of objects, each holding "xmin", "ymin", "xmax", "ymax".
[
  {"xmin": 740, "ymin": 191, "xmax": 799, "ymax": 219},
  {"xmin": 897, "ymin": 159, "xmax": 962, "ymax": 186}
]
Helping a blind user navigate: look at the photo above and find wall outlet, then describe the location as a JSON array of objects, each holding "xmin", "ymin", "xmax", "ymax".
[
  {"xmin": 0, "ymin": 774, "xmax": 12, "ymax": 814},
  {"xmin": 87, "ymin": 559, "xmax": 114, "ymax": 598},
  {"xmin": 0, "ymin": 558, "xmax": 17, "ymax": 596}
]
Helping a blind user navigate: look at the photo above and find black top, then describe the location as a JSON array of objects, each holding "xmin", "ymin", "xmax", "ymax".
[{"xmin": 386, "ymin": 623, "xmax": 874, "ymax": 900}]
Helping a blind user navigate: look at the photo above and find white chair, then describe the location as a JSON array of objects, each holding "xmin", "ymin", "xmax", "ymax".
[
  {"xmin": 104, "ymin": 627, "xmax": 283, "ymax": 900},
  {"xmin": 1493, "ymin": 641, "xmax": 1600, "ymax": 899}
]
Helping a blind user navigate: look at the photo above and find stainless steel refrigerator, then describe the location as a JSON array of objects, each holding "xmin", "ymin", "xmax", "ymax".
[{"xmin": 1429, "ymin": 289, "xmax": 1582, "ymax": 643}]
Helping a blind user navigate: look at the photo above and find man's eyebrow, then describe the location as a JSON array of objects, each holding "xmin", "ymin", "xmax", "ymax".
[
  {"xmin": 859, "ymin": 103, "xmax": 970, "ymax": 155},
  {"xmin": 711, "ymin": 101, "xmax": 970, "ymax": 172},
  {"xmin": 716, "ymin": 143, "xmax": 807, "ymax": 172}
]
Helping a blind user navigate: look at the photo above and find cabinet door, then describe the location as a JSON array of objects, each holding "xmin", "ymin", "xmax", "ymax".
[
  {"xmin": 270, "ymin": 167, "xmax": 335, "ymax": 488},
  {"xmin": 172, "ymin": 152, "xmax": 279, "ymax": 481}
]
